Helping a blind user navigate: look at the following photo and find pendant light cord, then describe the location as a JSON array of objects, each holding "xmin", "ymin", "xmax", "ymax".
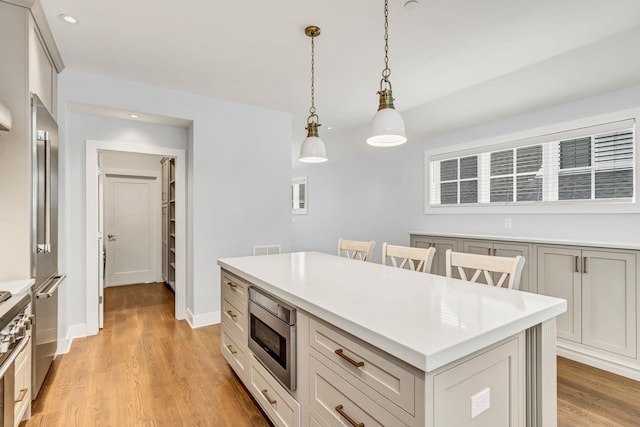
[
  {"xmin": 381, "ymin": 0, "xmax": 391, "ymax": 86},
  {"xmin": 309, "ymin": 34, "xmax": 317, "ymax": 121}
]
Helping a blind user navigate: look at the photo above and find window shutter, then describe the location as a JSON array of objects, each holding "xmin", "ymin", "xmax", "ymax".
[
  {"xmin": 594, "ymin": 129, "xmax": 634, "ymax": 199},
  {"xmin": 427, "ymin": 119, "xmax": 635, "ymax": 209}
]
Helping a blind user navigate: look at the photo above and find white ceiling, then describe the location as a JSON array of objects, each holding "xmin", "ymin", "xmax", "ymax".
[{"xmin": 40, "ymin": 0, "xmax": 640, "ymax": 146}]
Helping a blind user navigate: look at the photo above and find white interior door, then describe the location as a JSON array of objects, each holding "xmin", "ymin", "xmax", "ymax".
[{"xmin": 105, "ymin": 174, "xmax": 157, "ymax": 286}]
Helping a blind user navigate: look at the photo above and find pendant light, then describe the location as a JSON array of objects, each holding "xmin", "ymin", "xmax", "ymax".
[
  {"xmin": 367, "ymin": 0, "xmax": 407, "ymax": 147},
  {"xmin": 299, "ymin": 25, "xmax": 328, "ymax": 163}
]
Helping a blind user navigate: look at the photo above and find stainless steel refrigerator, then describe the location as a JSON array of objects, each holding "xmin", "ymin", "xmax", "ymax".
[{"xmin": 31, "ymin": 94, "xmax": 65, "ymax": 399}]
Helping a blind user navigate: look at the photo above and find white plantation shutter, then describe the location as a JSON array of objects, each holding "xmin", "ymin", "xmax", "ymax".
[
  {"xmin": 594, "ymin": 130, "xmax": 634, "ymax": 199},
  {"xmin": 428, "ymin": 119, "xmax": 635, "ymax": 209}
]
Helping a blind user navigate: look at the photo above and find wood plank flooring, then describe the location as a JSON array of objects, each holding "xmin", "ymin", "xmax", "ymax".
[
  {"xmin": 557, "ymin": 356, "xmax": 640, "ymax": 426},
  {"xmin": 25, "ymin": 282, "xmax": 640, "ymax": 426},
  {"xmin": 25, "ymin": 282, "xmax": 271, "ymax": 427}
]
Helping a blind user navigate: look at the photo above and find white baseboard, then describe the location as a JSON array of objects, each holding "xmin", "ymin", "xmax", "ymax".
[
  {"xmin": 557, "ymin": 344, "xmax": 640, "ymax": 381},
  {"xmin": 57, "ymin": 323, "xmax": 88, "ymax": 355},
  {"xmin": 186, "ymin": 308, "xmax": 220, "ymax": 328}
]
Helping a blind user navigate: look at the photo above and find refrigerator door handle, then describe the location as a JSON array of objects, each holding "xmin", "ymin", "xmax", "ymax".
[
  {"xmin": 36, "ymin": 131, "xmax": 51, "ymax": 254},
  {"xmin": 36, "ymin": 274, "xmax": 65, "ymax": 299}
]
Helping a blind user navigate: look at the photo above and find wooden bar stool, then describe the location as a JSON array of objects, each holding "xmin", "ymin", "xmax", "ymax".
[
  {"xmin": 445, "ymin": 249, "xmax": 525, "ymax": 290},
  {"xmin": 338, "ymin": 238, "xmax": 376, "ymax": 262},
  {"xmin": 382, "ymin": 243, "xmax": 436, "ymax": 273}
]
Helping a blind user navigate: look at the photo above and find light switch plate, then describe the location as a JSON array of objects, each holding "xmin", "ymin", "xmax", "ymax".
[{"xmin": 470, "ymin": 387, "xmax": 491, "ymax": 418}]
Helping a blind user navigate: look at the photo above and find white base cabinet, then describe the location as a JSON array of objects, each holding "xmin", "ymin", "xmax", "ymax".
[
  {"xmin": 538, "ymin": 246, "xmax": 637, "ymax": 360},
  {"xmin": 411, "ymin": 233, "xmax": 640, "ymax": 380},
  {"xmin": 220, "ymin": 268, "xmax": 534, "ymax": 427}
]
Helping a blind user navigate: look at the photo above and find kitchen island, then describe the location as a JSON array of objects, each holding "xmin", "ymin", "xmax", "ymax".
[{"xmin": 218, "ymin": 251, "xmax": 566, "ymax": 427}]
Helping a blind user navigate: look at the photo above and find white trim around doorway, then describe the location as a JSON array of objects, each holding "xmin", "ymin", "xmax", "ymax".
[{"xmin": 85, "ymin": 139, "xmax": 187, "ymax": 336}]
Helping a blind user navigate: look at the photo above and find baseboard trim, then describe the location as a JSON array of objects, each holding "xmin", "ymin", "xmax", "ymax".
[
  {"xmin": 186, "ymin": 308, "xmax": 220, "ymax": 328},
  {"xmin": 58, "ymin": 323, "xmax": 88, "ymax": 355},
  {"xmin": 557, "ymin": 345, "xmax": 640, "ymax": 381}
]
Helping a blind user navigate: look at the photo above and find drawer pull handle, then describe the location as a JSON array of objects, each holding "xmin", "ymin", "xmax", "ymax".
[
  {"xmin": 261, "ymin": 389, "xmax": 277, "ymax": 405},
  {"xmin": 575, "ymin": 256, "xmax": 579, "ymax": 273},
  {"xmin": 583, "ymin": 256, "xmax": 588, "ymax": 274},
  {"xmin": 15, "ymin": 388, "xmax": 28, "ymax": 403},
  {"xmin": 226, "ymin": 344, "xmax": 237, "ymax": 355},
  {"xmin": 225, "ymin": 281, "xmax": 237, "ymax": 288},
  {"xmin": 335, "ymin": 349, "xmax": 364, "ymax": 368},
  {"xmin": 226, "ymin": 310, "xmax": 237, "ymax": 319},
  {"xmin": 335, "ymin": 404, "xmax": 364, "ymax": 427}
]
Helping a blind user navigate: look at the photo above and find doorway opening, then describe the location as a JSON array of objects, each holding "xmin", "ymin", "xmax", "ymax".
[{"xmin": 86, "ymin": 140, "xmax": 187, "ymax": 336}]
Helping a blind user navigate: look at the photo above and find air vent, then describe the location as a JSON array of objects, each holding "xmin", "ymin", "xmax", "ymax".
[{"xmin": 252, "ymin": 245, "xmax": 281, "ymax": 256}]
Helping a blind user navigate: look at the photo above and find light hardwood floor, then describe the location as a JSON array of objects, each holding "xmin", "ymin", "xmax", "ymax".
[
  {"xmin": 25, "ymin": 282, "xmax": 271, "ymax": 427},
  {"xmin": 25, "ymin": 282, "xmax": 640, "ymax": 426}
]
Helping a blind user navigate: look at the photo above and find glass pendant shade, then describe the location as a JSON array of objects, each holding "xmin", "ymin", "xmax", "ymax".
[
  {"xmin": 367, "ymin": 106, "xmax": 407, "ymax": 147},
  {"xmin": 299, "ymin": 122, "xmax": 327, "ymax": 163}
]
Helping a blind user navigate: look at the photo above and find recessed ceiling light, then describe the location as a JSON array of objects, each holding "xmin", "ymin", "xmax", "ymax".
[
  {"xmin": 59, "ymin": 14, "xmax": 78, "ymax": 24},
  {"xmin": 129, "ymin": 114, "xmax": 139, "ymax": 119},
  {"xmin": 327, "ymin": 126, "xmax": 333, "ymax": 130}
]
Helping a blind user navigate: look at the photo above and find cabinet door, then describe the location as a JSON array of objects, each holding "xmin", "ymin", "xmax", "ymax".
[
  {"xmin": 537, "ymin": 246, "xmax": 581, "ymax": 343},
  {"xmin": 581, "ymin": 250, "xmax": 636, "ymax": 358},
  {"xmin": 431, "ymin": 237, "xmax": 459, "ymax": 277},
  {"xmin": 494, "ymin": 242, "xmax": 531, "ymax": 292},
  {"xmin": 462, "ymin": 240, "xmax": 494, "ymax": 284},
  {"xmin": 410, "ymin": 235, "xmax": 459, "ymax": 276}
]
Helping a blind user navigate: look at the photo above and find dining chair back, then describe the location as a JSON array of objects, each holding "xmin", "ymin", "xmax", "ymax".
[
  {"xmin": 338, "ymin": 239, "xmax": 376, "ymax": 262},
  {"xmin": 382, "ymin": 243, "xmax": 436, "ymax": 273},
  {"xmin": 445, "ymin": 249, "xmax": 525, "ymax": 290}
]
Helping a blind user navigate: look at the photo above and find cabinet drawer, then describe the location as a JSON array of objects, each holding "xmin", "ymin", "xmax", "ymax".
[
  {"xmin": 14, "ymin": 340, "xmax": 31, "ymax": 426},
  {"xmin": 309, "ymin": 355, "xmax": 408, "ymax": 427},
  {"xmin": 249, "ymin": 355, "xmax": 300, "ymax": 427},
  {"xmin": 221, "ymin": 296, "xmax": 247, "ymax": 338},
  {"xmin": 221, "ymin": 328, "xmax": 246, "ymax": 378},
  {"xmin": 309, "ymin": 318, "xmax": 416, "ymax": 415},
  {"xmin": 221, "ymin": 271, "xmax": 248, "ymax": 305}
]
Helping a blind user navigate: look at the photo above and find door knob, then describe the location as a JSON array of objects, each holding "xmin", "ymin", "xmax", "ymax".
[{"xmin": 107, "ymin": 234, "xmax": 117, "ymax": 241}]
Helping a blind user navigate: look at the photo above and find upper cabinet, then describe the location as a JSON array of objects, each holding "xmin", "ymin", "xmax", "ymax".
[{"xmin": 0, "ymin": 0, "xmax": 63, "ymax": 280}]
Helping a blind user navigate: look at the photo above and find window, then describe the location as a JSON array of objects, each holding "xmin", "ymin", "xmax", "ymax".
[
  {"xmin": 426, "ymin": 117, "xmax": 636, "ymax": 212},
  {"xmin": 292, "ymin": 176, "xmax": 307, "ymax": 214}
]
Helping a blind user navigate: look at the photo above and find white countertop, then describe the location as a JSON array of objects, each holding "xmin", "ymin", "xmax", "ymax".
[
  {"xmin": 218, "ymin": 252, "xmax": 566, "ymax": 372},
  {"xmin": 409, "ymin": 231, "xmax": 640, "ymax": 251},
  {"xmin": 0, "ymin": 279, "xmax": 34, "ymax": 295}
]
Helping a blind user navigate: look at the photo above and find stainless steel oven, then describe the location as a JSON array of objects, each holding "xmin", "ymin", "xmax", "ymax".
[
  {"xmin": 0, "ymin": 293, "xmax": 32, "ymax": 427},
  {"xmin": 248, "ymin": 287, "xmax": 296, "ymax": 391}
]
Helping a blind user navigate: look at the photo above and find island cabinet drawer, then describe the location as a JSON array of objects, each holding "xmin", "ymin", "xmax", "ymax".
[
  {"xmin": 221, "ymin": 270, "xmax": 249, "ymax": 305},
  {"xmin": 309, "ymin": 317, "xmax": 416, "ymax": 415},
  {"xmin": 221, "ymin": 295, "xmax": 247, "ymax": 338},
  {"xmin": 309, "ymin": 355, "xmax": 409, "ymax": 427},
  {"xmin": 249, "ymin": 354, "xmax": 300, "ymax": 427},
  {"xmin": 221, "ymin": 328, "xmax": 246, "ymax": 378}
]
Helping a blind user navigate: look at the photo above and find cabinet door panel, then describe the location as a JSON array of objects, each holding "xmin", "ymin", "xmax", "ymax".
[
  {"xmin": 431, "ymin": 238, "xmax": 459, "ymax": 277},
  {"xmin": 494, "ymin": 242, "xmax": 531, "ymax": 292},
  {"xmin": 462, "ymin": 240, "xmax": 493, "ymax": 284},
  {"xmin": 581, "ymin": 250, "xmax": 636, "ymax": 358},
  {"xmin": 537, "ymin": 246, "xmax": 581, "ymax": 343}
]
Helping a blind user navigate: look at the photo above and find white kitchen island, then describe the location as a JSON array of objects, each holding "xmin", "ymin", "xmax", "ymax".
[{"xmin": 218, "ymin": 252, "xmax": 566, "ymax": 427}]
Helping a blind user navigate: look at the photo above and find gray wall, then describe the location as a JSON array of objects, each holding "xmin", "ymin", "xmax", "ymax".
[
  {"xmin": 292, "ymin": 84, "xmax": 640, "ymax": 262},
  {"xmin": 58, "ymin": 69, "xmax": 293, "ymax": 343}
]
